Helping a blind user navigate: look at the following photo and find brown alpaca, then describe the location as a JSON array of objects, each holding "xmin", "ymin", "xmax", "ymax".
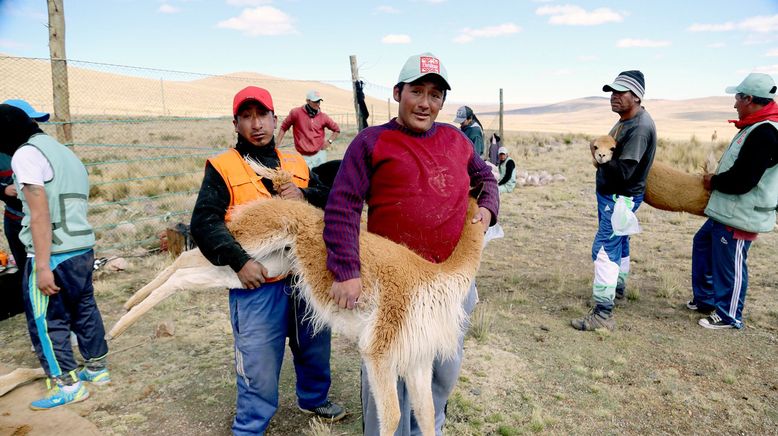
[
  {"xmin": 590, "ymin": 135, "xmax": 711, "ymax": 216},
  {"xmin": 109, "ymin": 195, "xmax": 484, "ymax": 436}
]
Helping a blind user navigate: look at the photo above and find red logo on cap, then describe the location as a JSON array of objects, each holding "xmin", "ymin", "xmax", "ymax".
[{"xmin": 419, "ymin": 56, "xmax": 440, "ymax": 74}]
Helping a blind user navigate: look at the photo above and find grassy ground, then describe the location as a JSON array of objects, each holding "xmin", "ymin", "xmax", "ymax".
[{"xmin": 1, "ymin": 132, "xmax": 776, "ymax": 435}]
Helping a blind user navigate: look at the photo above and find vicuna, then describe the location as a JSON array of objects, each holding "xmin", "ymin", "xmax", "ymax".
[{"xmin": 109, "ymin": 196, "xmax": 484, "ymax": 436}]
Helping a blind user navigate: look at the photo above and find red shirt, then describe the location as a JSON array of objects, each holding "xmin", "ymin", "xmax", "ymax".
[
  {"xmin": 323, "ymin": 119, "xmax": 500, "ymax": 281},
  {"xmin": 280, "ymin": 106, "xmax": 340, "ymax": 156}
]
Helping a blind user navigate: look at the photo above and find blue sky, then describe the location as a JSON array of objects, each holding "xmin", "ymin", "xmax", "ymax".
[{"xmin": 1, "ymin": 0, "xmax": 777, "ymax": 104}]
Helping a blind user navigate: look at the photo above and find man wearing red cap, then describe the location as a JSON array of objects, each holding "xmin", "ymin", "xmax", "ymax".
[{"xmin": 190, "ymin": 86, "xmax": 344, "ymax": 434}]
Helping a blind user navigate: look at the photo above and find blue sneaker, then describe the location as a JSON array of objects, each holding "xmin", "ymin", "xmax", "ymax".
[
  {"xmin": 78, "ymin": 368, "xmax": 111, "ymax": 385},
  {"xmin": 30, "ymin": 379, "xmax": 89, "ymax": 410}
]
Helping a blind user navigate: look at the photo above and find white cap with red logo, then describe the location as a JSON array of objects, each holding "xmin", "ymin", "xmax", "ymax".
[{"xmin": 397, "ymin": 52, "xmax": 451, "ymax": 90}]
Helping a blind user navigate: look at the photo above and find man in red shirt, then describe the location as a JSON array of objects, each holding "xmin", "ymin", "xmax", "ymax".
[
  {"xmin": 323, "ymin": 52, "xmax": 499, "ymax": 435},
  {"xmin": 277, "ymin": 90, "xmax": 340, "ymax": 169}
]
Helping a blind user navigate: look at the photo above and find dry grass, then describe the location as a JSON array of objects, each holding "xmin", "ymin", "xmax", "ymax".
[{"xmin": 1, "ymin": 131, "xmax": 777, "ymax": 435}]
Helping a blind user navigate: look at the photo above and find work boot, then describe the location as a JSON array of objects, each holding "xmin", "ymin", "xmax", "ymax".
[{"xmin": 571, "ymin": 309, "xmax": 615, "ymax": 332}]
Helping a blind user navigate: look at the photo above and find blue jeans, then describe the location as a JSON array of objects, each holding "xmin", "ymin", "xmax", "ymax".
[
  {"xmin": 361, "ymin": 282, "xmax": 478, "ymax": 436},
  {"xmin": 229, "ymin": 278, "xmax": 333, "ymax": 435},
  {"xmin": 692, "ymin": 219, "xmax": 750, "ymax": 328}
]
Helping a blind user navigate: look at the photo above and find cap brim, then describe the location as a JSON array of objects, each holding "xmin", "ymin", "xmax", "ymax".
[
  {"xmin": 603, "ymin": 83, "xmax": 630, "ymax": 93},
  {"xmin": 33, "ymin": 113, "xmax": 50, "ymax": 122},
  {"xmin": 724, "ymin": 86, "xmax": 739, "ymax": 94},
  {"xmin": 453, "ymin": 116, "xmax": 466, "ymax": 123},
  {"xmin": 402, "ymin": 73, "xmax": 451, "ymax": 90},
  {"xmin": 309, "ymin": 98, "xmax": 323, "ymax": 102}
]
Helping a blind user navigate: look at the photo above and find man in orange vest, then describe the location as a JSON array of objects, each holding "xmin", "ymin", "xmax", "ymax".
[{"xmin": 190, "ymin": 86, "xmax": 343, "ymax": 435}]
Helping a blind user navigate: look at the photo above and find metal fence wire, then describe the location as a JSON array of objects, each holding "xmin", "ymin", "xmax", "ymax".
[{"xmin": 0, "ymin": 55, "xmax": 391, "ymax": 255}]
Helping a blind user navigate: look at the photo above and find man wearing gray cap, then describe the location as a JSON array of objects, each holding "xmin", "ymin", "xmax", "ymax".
[
  {"xmin": 277, "ymin": 89, "xmax": 340, "ymax": 169},
  {"xmin": 688, "ymin": 72, "xmax": 778, "ymax": 330},
  {"xmin": 572, "ymin": 70, "xmax": 656, "ymax": 332},
  {"xmin": 323, "ymin": 52, "xmax": 498, "ymax": 435}
]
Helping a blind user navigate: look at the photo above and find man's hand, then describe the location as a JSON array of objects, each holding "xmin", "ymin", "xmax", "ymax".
[
  {"xmin": 4, "ymin": 184, "xmax": 17, "ymax": 197},
  {"xmin": 471, "ymin": 206, "xmax": 492, "ymax": 233},
  {"xmin": 237, "ymin": 260, "xmax": 268, "ymax": 289},
  {"xmin": 330, "ymin": 278, "xmax": 362, "ymax": 310},
  {"xmin": 36, "ymin": 266, "xmax": 60, "ymax": 296},
  {"xmin": 277, "ymin": 182, "xmax": 304, "ymax": 200},
  {"xmin": 702, "ymin": 174, "xmax": 713, "ymax": 191}
]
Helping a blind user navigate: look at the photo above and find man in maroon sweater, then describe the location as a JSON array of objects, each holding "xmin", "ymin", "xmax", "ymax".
[{"xmin": 323, "ymin": 52, "xmax": 499, "ymax": 435}]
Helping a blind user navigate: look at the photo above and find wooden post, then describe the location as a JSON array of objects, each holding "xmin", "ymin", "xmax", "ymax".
[
  {"xmin": 160, "ymin": 78, "xmax": 167, "ymax": 116},
  {"xmin": 499, "ymin": 88, "xmax": 504, "ymax": 140},
  {"xmin": 349, "ymin": 55, "xmax": 363, "ymax": 132},
  {"xmin": 387, "ymin": 98, "xmax": 391, "ymax": 121},
  {"xmin": 47, "ymin": 0, "xmax": 73, "ymax": 145}
]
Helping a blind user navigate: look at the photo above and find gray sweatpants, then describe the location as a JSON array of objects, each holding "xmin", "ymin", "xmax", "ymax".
[{"xmin": 361, "ymin": 282, "xmax": 478, "ymax": 436}]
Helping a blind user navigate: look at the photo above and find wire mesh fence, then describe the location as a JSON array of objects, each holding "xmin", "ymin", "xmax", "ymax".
[{"xmin": 0, "ymin": 55, "xmax": 394, "ymax": 256}]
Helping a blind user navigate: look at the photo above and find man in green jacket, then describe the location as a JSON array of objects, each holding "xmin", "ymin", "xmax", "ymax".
[{"xmin": 689, "ymin": 73, "xmax": 778, "ymax": 329}]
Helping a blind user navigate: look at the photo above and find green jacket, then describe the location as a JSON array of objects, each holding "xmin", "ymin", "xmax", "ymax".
[
  {"xmin": 16, "ymin": 134, "xmax": 95, "ymax": 254},
  {"xmin": 705, "ymin": 121, "xmax": 778, "ymax": 233}
]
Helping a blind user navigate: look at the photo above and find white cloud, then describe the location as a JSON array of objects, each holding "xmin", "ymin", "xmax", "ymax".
[
  {"xmin": 617, "ymin": 38, "xmax": 671, "ymax": 48},
  {"xmin": 536, "ymin": 5, "xmax": 623, "ymax": 26},
  {"xmin": 744, "ymin": 33, "xmax": 776, "ymax": 45},
  {"xmin": 707, "ymin": 42, "xmax": 726, "ymax": 48},
  {"xmin": 740, "ymin": 14, "xmax": 778, "ymax": 33},
  {"xmin": 577, "ymin": 55, "xmax": 599, "ymax": 62},
  {"xmin": 376, "ymin": 5, "xmax": 400, "ymax": 14},
  {"xmin": 422, "ymin": 0, "xmax": 447, "ymax": 3},
  {"xmin": 552, "ymin": 69, "xmax": 573, "ymax": 76},
  {"xmin": 767, "ymin": 48, "xmax": 778, "ymax": 57},
  {"xmin": 158, "ymin": 4, "xmax": 181, "ymax": 14},
  {"xmin": 226, "ymin": 0, "xmax": 273, "ymax": 5},
  {"xmin": 217, "ymin": 7, "xmax": 296, "ymax": 36},
  {"xmin": 688, "ymin": 14, "xmax": 778, "ymax": 33},
  {"xmin": 381, "ymin": 34, "xmax": 411, "ymax": 44},
  {"xmin": 453, "ymin": 23, "xmax": 521, "ymax": 44},
  {"xmin": 688, "ymin": 22, "xmax": 735, "ymax": 32},
  {"xmin": 752, "ymin": 64, "xmax": 778, "ymax": 74},
  {"xmin": 0, "ymin": 39, "xmax": 27, "ymax": 50}
]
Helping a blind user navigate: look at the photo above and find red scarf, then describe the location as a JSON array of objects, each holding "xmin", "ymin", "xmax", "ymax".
[{"xmin": 729, "ymin": 100, "xmax": 778, "ymax": 129}]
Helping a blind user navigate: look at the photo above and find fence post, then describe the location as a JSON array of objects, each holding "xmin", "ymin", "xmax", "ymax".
[
  {"xmin": 47, "ymin": 0, "xmax": 73, "ymax": 145},
  {"xmin": 349, "ymin": 55, "xmax": 363, "ymax": 132},
  {"xmin": 387, "ymin": 98, "xmax": 391, "ymax": 121},
  {"xmin": 499, "ymin": 88, "xmax": 504, "ymax": 140}
]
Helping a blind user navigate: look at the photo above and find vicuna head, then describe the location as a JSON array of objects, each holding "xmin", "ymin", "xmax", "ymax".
[{"xmin": 591, "ymin": 135, "xmax": 616, "ymax": 164}]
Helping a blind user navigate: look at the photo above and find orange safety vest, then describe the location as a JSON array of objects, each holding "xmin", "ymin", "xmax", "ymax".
[
  {"xmin": 208, "ymin": 148, "xmax": 310, "ymax": 221},
  {"xmin": 207, "ymin": 147, "xmax": 309, "ymax": 284}
]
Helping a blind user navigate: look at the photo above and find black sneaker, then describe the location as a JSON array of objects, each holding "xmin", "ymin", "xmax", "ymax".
[
  {"xmin": 299, "ymin": 400, "xmax": 346, "ymax": 421},
  {"xmin": 698, "ymin": 313, "xmax": 734, "ymax": 330},
  {"xmin": 686, "ymin": 299, "xmax": 714, "ymax": 314},
  {"xmin": 615, "ymin": 286, "xmax": 625, "ymax": 300}
]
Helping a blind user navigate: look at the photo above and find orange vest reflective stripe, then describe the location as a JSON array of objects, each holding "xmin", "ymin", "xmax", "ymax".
[
  {"xmin": 208, "ymin": 148, "xmax": 309, "ymax": 221},
  {"xmin": 207, "ymin": 147, "xmax": 309, "ymax": 284}
]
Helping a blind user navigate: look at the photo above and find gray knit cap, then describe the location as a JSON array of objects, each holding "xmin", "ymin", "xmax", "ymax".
[{"xmin": 603, "ymin": 70, "xmax": 645, "ymax": 100}]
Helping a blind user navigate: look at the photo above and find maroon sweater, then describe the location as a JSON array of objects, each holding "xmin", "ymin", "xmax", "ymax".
[{"xmin": 324, "ymin": 119, "xmax": 499, "ymax": 282}]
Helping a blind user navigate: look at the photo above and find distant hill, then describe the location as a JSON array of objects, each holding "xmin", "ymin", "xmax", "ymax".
[{"xmin": 1, "ymin": 55, "xmax": 750, "ymax": 140}]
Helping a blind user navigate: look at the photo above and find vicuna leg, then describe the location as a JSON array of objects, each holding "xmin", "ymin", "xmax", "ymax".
[
  {"xmin": 404, "ymin": 362, "xmax": 435, "ymax": 436},
  {"xmin": 363, "ymin": 355, "xmax": 401, "ymax": 436},
  {"xmin": 108, "ymin": 264, "xmax": 230, "ymax": 339},
  {"xmin": 0, "ymin": 367, "xmax": 45, "ymax": 397},
  {"xmin": 123, "ymin": 249, "xmax": 211, "ymax": 310}
]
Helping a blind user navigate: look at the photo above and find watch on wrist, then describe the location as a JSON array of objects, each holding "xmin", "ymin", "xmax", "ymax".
[{"xmin": 327, "ymin": 139, "xmax": 333, "ymax": 144}]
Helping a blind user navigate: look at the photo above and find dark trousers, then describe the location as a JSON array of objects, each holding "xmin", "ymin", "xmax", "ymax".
[
  {"xmin": 0, "ymin": 215, "xmax": 26, "ymax": 319},
  {"xmin": 23, "ymin": 249, "xmax": 109, "ymax": 378}
]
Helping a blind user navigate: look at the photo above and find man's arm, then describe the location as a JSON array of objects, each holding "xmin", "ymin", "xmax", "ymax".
[
  {"xmin": 299, "ymin": 169, "xmax": 331, "ymax": 209},
  {"xmin": 323, "ymin": 131, "xmax": 373, "ymax": 308},
  {"xmin": 468, "ymin": 151, "xmax": 499, "ymax": 227},
  {"xmin": 711, "ymin": 124, "xmax": 778, "ymax": 194},
  {"xmin": 23, "ymin": 184, "xmax": 60, "ymax": 295},
  {"xmin": 599, "ymin": 132, "xmax": 649, "ymax": 187},
  {"xmin": 498, "ymin": 160, "xmax": 516, "ymax": 186},
  {"xmin": 323, "ymin": 114, "xmax": 341, "ymax": 144},
  {"xmin": 276, "ymin": 110, "xmax": 296, "ymax": 146}
]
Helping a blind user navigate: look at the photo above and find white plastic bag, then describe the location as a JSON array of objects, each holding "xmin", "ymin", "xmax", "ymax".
[
  {"xmin": 483, "ymin": 223, "xmax": 505, "ymax": 248},
  {"xmin": 611, "ymin": 196, "xmax": 640, "ymax": 236}
]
